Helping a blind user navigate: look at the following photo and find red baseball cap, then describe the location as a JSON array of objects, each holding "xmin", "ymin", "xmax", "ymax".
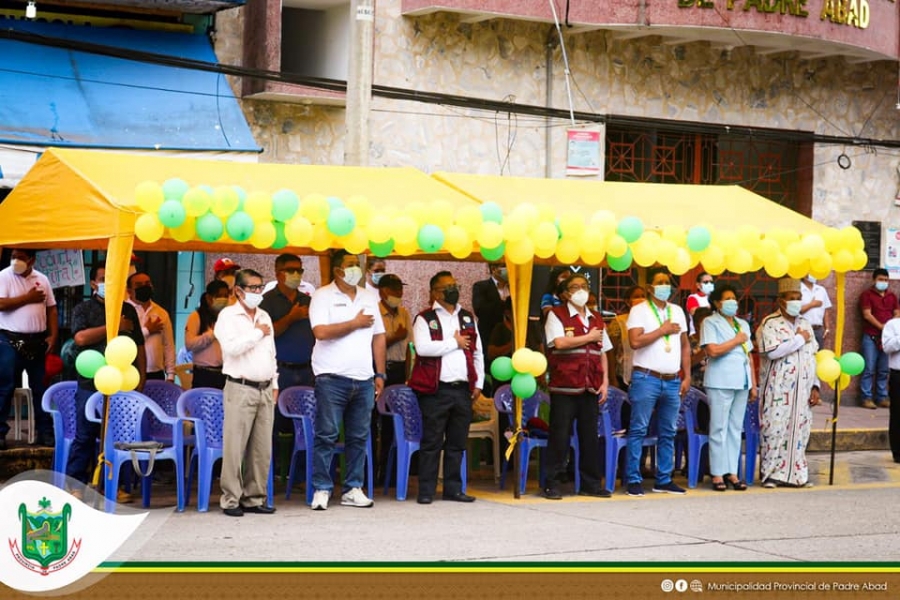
[{"xmin": 214, "ymin": 258, "xmax": 240, "ymax": 273}]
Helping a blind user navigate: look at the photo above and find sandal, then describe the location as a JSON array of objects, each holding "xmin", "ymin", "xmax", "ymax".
[
  {"xmin": 725, "ymin": 474, "xmax": 747, "ymax": 491},
  {"xmin": 711, "ymin": 478, "xmax": 727, "ymax": 492}
]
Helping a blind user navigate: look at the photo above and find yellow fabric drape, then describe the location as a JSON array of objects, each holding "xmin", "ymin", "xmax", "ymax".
[
  {"xmin": 504, "ymin": 260, "xmax": 533, "ymax": 497},
  {"xmin": 831, "ymin": 272, "xmax": 847, "ymax": 425}
]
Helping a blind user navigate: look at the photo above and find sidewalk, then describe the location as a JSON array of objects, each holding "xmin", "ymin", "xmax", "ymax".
[{"xmin": 809, "ymin": 400, "xmax": 890, "ymax": 451}]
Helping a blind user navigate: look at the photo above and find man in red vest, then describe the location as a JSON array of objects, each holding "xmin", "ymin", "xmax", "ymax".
[
  {"xmin": 543, "ymin": 273, "xmax": 612, "ymax": 500},
  {"xmin": 409, "ymin": 271, "xmax": 484, "ymax": 505}
]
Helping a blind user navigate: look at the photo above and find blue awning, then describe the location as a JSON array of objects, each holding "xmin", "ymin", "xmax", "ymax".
[{"xmin": 0, "ymin": 21, "xmax": 259, "ymax": 152}]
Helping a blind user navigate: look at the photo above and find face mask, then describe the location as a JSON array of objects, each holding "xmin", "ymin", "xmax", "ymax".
[
  {"xmin": 784, "ymin": 300, "xmax": 802, "ymax": 317},
  {"xmin": 221, "ymin": 275, "xmax": 236, "ymax": 290},
  {"xmin": 96, "ymin": 283, "xmax": 106, "ymax": 299},
  {"xmin": 570, "ymin": 289, "xmax": 589, "ymax": 307},
  {"xmin": 806, "ymin": 276, "xmax": 817, "ymax": 284},
  {"xmin": 875, "ymin": 281, "xmax": 889, "ymax": 292},
  {"xmin": 340, "ymin": 266, "xmax": 363, "ymax": 287},
  {"xmin": 721, "ymin": 299, "xmax": 739, "ymax": 317},
  {"xmin": 497, "ymin": 267, "xmax": 508, "ymax": 281},
  {"xmin": 652, "ymin": 284, "xmax": 671, "ymax": 303},
  {"xmin": 134, "ymin": 286, "xmax": 153, "ymax": 303},
  {"xmin": 11, "ymin": 259, "xmax": 28, "ymax": 275},
  {"xmin": 371, "ymin": 272, "xmax": 385, "ymax": 285},
  {"xmin": 442, "ymin": 286, "xmax": 460, "ymax": 305},
  {"xmin": 211, "ymin": 298, "xmax": 228, "ymax": 312},
  {"xmin": 385, "ymin": 295, "xmax": 402, "ymax": 309},
  {"xmin": 241, "ymin": 291, "xmax": 263, "ymax": 310},
  {"xmin": 284, "ymin": 273, "xmax": 302, "ymax": 290},
  {"xmin": 700, "ymin": 282, "xmax": 714, "ymax": 295}
]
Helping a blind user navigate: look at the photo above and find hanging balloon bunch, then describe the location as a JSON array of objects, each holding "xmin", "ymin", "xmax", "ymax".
[
  {"xmin": 490, "ymin": 348, "xmax": 547, "ymax": 398},
  {"xmin": 74, "ymin": 336, "xmax": 141, "ymax": 395},
  {"xmin": 815, "ymin": 349, "xmax": 865, "ymax": 391}
]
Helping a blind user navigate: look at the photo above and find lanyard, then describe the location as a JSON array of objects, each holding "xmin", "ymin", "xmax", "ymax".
[
  {"xmin": 727, "ymin": 316, "xmax": 750, "ymax": 355},
  {"xmin": 648, "ymin": 300, "xmax": 672, "ymax": 344}
]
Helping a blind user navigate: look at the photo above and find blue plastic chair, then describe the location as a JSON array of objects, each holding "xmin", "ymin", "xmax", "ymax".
[
  {"xmin": 88, "ymin": 391, "xmax": 186, "ymax": 513},
  {"xmin": 599, "ymin": 387, "xmax": 659, "ymax": 493},
  {"xmin": 141, "ymin": 380, "xmax": 188, "ymax": 444},
  {"xmin": 740, "ymin": 399, "xmax": 760, "ymax": 485},
  {"xmin": 41, "ymin": 381, "xmax": 78, "ymax": 488},
  {"xmin": 278, "ymin": 385, "xmax": 374, "ymax": 504},
  {"xmin": 176, "ymin": 387, "xmax": 224, "ymax": 512},
  {"xmin": 682, "ymin": 387, "xmax": 710, "ymax": 488}
]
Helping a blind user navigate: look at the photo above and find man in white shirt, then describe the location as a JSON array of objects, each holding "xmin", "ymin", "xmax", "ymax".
[
  {"xmin": 0, "ymin": 248, "xmax": 58, "ymax": 449},
  {"xmin": 881, "ymin": 316, "xmax": 900, "ymax": 463},
  {"xmin": 308, "ymin": 250, "xmax": 386, "ymax": 510},
  {"xmin": 409, "ymin": 271, "xmax": 484, "ymax": 504},
  {"xmin": 126, "ymin": 272, "xmax": 175, "ymax": 382},
  {"xmin": 215, "ymin": 269, "xmax": 278, "ymax": 517},
  {"xmin": 625, "ymin": 269, "xmax": 691, "ymax": 497},
  {"xmin": 800, "ymin": 274, "xmax": 832, "ymax": 349},
  {"xmin": 364, "ymin": 257, "xmax": 386, "ymax": 291}
]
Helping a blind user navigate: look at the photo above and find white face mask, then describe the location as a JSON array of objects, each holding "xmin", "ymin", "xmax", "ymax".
[
  {"xmin": 221, "ymin": 275, "xmax": 236, "ymax": 290},
  {"xmin": 385, "ymin": 295, "xmax": 402, "ymax": 309},
  {"xmin": 96, "ymin": 283, "xmax": 106, "ymax": 299},
  {"xmin": 341, "ymin": 266, "xmax": 363, "ymax": 287},
  {"xmin": 241, "ymin": 291, "xmax": 263, "ymax": 310},
  {"xmin": 371, "ymin": 272, "xmax": 385, "ymax": 285},
  {"xmin": 11, "ymin": 259, "xmax": 28, "ymax": 275},
  {"xmin": 569, "ymin": 289, "xmax": 589, "ymax": 308},
  {"xmin": 700, "ymin": 282, "xmax": 714, "ymax": 295},
  {"xmin": 784, "ymin": 300, "xmax": 802, "ymax": 317},
  {"xmin": 284, "ymin": 273, "xmax": 302, "ymax": 290}
]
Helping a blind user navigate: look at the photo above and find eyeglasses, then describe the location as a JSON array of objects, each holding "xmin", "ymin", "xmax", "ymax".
[
  {"xmin": 567, "ymin": 284, "xmax": 590, "ymax": 292},
  {"xmin": 700, "ymin": 280, "xmax": 713, "ymax": 284},
  {"xmin": 240, "ymin": 284, "xmax": 265, "ymax": 293},
  {"xmin": 279, "ymin": 268, "xmax": 304, "ymax": 275},
  {"xmin": 433, "ymin": 285, "xmax": 459, "ymax": 293}
]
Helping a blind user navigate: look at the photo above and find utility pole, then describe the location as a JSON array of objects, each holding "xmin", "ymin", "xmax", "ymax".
[{"xmin": 344, "ymin": 0, "xmax": 375, "ymax": 167}]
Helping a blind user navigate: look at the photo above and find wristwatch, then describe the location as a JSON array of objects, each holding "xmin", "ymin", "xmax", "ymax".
[{"xmin": 374, "ymin": 373, "xmax": 387, "ymax": 381}]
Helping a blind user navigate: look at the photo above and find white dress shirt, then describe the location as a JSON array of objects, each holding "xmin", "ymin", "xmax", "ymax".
[
  {"xmin": 412, "ymin": 301, "xmax": 485, "ymax": 389},
  {"xmin": 544, "ymin": 302, "xmax": 613, "ymax": 352},
  {"xmin": 214, "ymin": 302, "xmax": 279, "ymax": 388},
  {"xmin": 880, "ymin": 318, "xmax": 900, "ymax": 370},
  {"xmin": 627, "ymin": 300, "xmax": 688, "ymax": 374},
  {"xmin": 0, "ymin": 266, "xmax": 56, "ymax": 333},
  {"xmin": 128, "ymin": 300, "xmax": 176, "ymax": 378},
  {"xmin": 309, "ymin": 282, "xmax": 385, "ymax": 380},
  {"xmin": 800, "ymin": 281, "xmax": 832, "ymax": 326}
]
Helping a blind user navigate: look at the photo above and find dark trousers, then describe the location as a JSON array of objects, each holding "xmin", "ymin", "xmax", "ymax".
[
  {"xmin": 146, "ymin": 370, "xmax": 165, "ymax": 381},
  {"xmin": 372, "ymin": 361, "xmax": 405, "ymax": 483},
  {"xmin": 546, "ymin": 392, "xmax": 602, "ymax": 491},
  {"xmin": 65, "ymin": 386, "xmax": 100, "ymax": 484},
  {"xmin": 0, "ymin": 331, "xmax": 51, "ymax": 439},
  {"xmin": 890, "ymin": 370, "xmax": 900, "ymax": 461},
  {"xmin": 417, "ymin": 384, "xmax": 472, "ymax": 497},
  {"xmin": 192, "ymin": 366, "xmax": 226, "ymax": 390}
]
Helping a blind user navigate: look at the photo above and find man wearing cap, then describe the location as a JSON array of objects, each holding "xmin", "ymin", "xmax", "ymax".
[
  {"xmin": 859, "ymin": 268, "xmax": 899, "ymax": 410},
  {"xmin": 756, "ymin": 277, "xmax": 820, "ymax": 488},
  {"xmin": 126, "ymin": 272, "xmax": 176, "ymax": 382},
  {"xmin": 409, "ymin": 270, "xmax": 484, "ymax": 505},
  {"xmin": 214, "ymin": 257, "xmax": 241, "ymax": 301},
  {"xmin": 215, "ymin": 268, "xmax": 278, "ymax": 516},
  {"xmin": 625, "ymin": 268, "xmax": 691, "ymax": 497},
  {"xmin": 0, "ymin": 248, "xmax": 58, "ymax": 449},
  {"xmin": 374, "ymin": 273, "xmax": 411, "ymax": 484}
]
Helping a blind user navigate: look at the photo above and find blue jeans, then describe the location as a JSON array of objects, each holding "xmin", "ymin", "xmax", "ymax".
[
  {"xmin": 312, "ymin": 374, "xmax": 374, "ymax": 493},
  {"xmin": 0, "ymin": 332, "xmax": 51, "ymax": 439},
  {"xmin": 626, "ymin": 370, "xmax": 681, "ymax": 485},
  {"xmin": 861, "ymin": 335, "xmax": 889, "ymax": 401}
]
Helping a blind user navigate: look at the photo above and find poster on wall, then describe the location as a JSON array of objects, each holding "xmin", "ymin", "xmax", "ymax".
[
  {"xmin": 35, "ymin": 249, "xmax": 85, "ymax": 288},
  {"xmin": 565, "ymin": 128, "xmax": 601, "ymax": 177},
  {"xmin": 886, "ymin": 228, "xmax": 900, "ymax": 279}
]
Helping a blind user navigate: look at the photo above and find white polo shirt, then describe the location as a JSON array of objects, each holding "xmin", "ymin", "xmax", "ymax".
[
  {"xmin": 627, "ymin": 300, "xmax": 687, "ymax": 374},
  {"xmin": 0, "ymin": 266, "xmax": 56, "ymax": 333},
  {"xmin": 800, "ymin": 281, "xmax": 831, "ymax": 327},
  {"xmin": 309, "ymin": 282, "xmax": 385, "ymax": 380}
]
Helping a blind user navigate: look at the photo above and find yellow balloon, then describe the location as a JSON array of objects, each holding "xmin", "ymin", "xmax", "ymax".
[
  {"xmin": 445, "ymin": 225, "xmax": 472, "ymax": 259},
  {"xmin": 244, "ymin": 192, "xmax": 273, "ymax": 221},
  {"xmin": 309, "ymin": 225, "xmax": 334, "ymax": 252},
  {"xmin": 454, "ymin": 206, "xmax": 484, "ymax": 237},
  {"xmin": 250, "ymin": 221, "xmax": 277, "ymax": 249},
  {"xmin": 787, "ymin": 259, "xmax": 809, "ymax": 280},
  {"xmin": 531, "ymin": 222, "xmax": 559, "ymax": 249},
  {"xmin": 135, "ymin": 181, "xmax": 164, "ymax": 213},
  {"xmin": 346, "ymin": 195, "xmax": 373, "ymax": 228},
  {"xmin": 135, "ymin": 213, "xmax": 165, "ymax": 243},
  {"xmin": 726, "ymin": 249, "xmax": 753, "ymax": 274},
  {"xmin": 661, "ymin": 225, "xmax": 686, "ymax": 247},
  {"xmin": 590, "ymin": 210, "xmax": 618, "ymax": 237},
  {"xmin": 211, "ymin": 186, "xmax": 240, "ymax": 218},
  {"xmin": 502, "ymin": 214, "xmax": 528, "ymax": 243},
  {"xmin": 170, "ymin": 216, "xmax": 196, "ymax": 243},
  {"xmin": 285, "ymin": 216, "xmax": 314, "ymax": 247},
  {"xmin": 822, "ymin": 227, "xmax": 841, "ymax": 253},
  {"xmin": 392, "ymin": 216, "xmax": 419, "ymax": 244},
  {"xmin": 816, "ymin": 349, "xmax": 836, "ymax": 363},
  {"xmin": 406, "ymin": 202, "xmax": 428, "ymax": 226},
  {"xmin": 816, "ymin": 357, "xmax": 841, "ymax": 383},
  {"xmin": 832, "ymin": 249, "xmax": 854, "ymax": 272},
  {"xmin": 715, "ymin": 231, "xmax": 738, "ymax": 255},
  {"xmin": 851, "ymin": 249, "xmax": 868, "ymax": 271},
  {"xmin": 701, "ymin": 245, "xmax": 725, "ymax": 272},
  {"xmin": 838, "ymin": 372, "xmax": 851, "ymax": 391},
  {"xmin": 120, "ymin": 365, "xmax": 141, "ymax": 392},
  {"xmin": 801, "ymin": 233, "xmax": 826, "ymax": 259},
  {"xmin": 506, "ymin": 238, "xmax": 535, "ymax": 265},
  {"xmin": 657, "ymin": 240, "xmax": 678, "ymax": 267},
  {"xmin": 511, "ymin": 348, "xmax": 533, "ymax": 374},
  {"xmin": 607, "ymin": 234, "xmax": 628, "ymax": 257},
  {"xmin": 429, "ymin": 200, "xmax": 456, "ymax": 229},
  {"xmin": 394, "ymin": 238, "xmax": 419, "ymax": 256},
  {"xmin": 579, "ymin": 232, "xmax": 607, "ymax": 256},
  {"xmin": 534, "ymin": 241, "xmax": 556, "ymax": 260},
  {"xmin": 300, "ymin": 193, "xmax": 330, "ymax": 224},
  {"xmin": 182, "ymin": 188, "xmax": 212, "ymax": 218},
  {"xmin": 94, "ymin": 365, "xmax": 124, "ymax": 396},
  {"xmin": 669, "ymin": 249, "xmax": 692, "ymax": 275},
  {"xmin": 511, "ymin": 203, "xmax": 540, "ymax": 232},
  {"xmin": 839, "ymin": 226, "xmax": 864, "ymax": 251},
  {"xmin": 477, "ymin": 222, "xmax": 504, "ymax": 249},
  {"xmin": 528, "ymin": 352, "xmax": 548, "ymax": 377},
  {"xmin": 341, "ymin": 228, "xmax": 369, "ymax": 255},
  {"xmin": 764, "ymin": 253, "xmax": 789, "ymax": 278},
  {"xmin": 558, "ymin": 212, "xmax": 585, "ymax": 240},
  {"xmin": 580, "ymin": 250, "xmax": 605, "ymax": 266},
  {"xmin": 757, "ymin": 238, "xmax": 780, "ymax": 263},
  {"xmin": 785, "ymin": 242, "xmax": 806, "ymax": 264},
  {"xmin": 809, "ymin": 252, "xmax": 833, "ymax": 276},
  {"xmin": 366, "ymin": 214, "xmax": 393, "ymax": 244},
  {"xmin": 736, "ymin": 225, "xmax": 761, "ymax": 250},
  {"xmin": 555, "ymin": 239, "xmax": 581, "ymax": 264},
  {"xmin": 105, "ymin": 336, "xmax": 138, "ymax": 369},
  {"xmin": 537, "ymin": 203, "xmax": 556, "ymax": 223}
]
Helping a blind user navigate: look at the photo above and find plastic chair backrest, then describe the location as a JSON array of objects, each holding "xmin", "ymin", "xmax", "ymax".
[
  {"xmin": 42, "ymin": 381, "xmax": 78, "ymax": 440},
  {"xmin": 177, "ymin": 388, "xmax": 225, "ymax": 447},
  {"xmin": 142, "ymin": 380, "xmax": 183, "ymax": 437},
  {"xmin": 277, "ymin": 386, "xmax": 316, "ymax": 438},
  {"xmin": 744, "ymin": 398, "xmax": 760, "ymax": 433},
  {"xmin": 382, "ymin": 385, "xmax": 421, "ymax": 443},
  {"xmin": 105, "ymin": 391, "xmax": 163, "ymax": 444},
  {"xmin": 493, "ymin": 385, "xmax": 543, "ymax": 428},
  {"xmin": 683, "ymin": 387, "xmax": 708, "ymax": 434},
  {"xmin": 604, "ymin": 386, "xmax": 628, "ymax": 431},
  {"xmin": 493, "ymin": 385, "xmax": 513, "ymax": 415}
]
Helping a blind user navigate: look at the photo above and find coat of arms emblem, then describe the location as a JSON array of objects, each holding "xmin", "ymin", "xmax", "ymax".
[{"xmin": 9, "ymin": 496, "xmax": 80, "ymax": 576}]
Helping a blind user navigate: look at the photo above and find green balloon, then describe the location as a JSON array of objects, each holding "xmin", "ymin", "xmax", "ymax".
[
  {"xmin": 686, "ymin": 226, "xmax": 712, "ymax": 253},
  {"xmin": 198, "ymin": 184, "xmax": 214, "ymax": 196},
  {"xmin": 226, "ymin": 211, "xmax": 254, "ymax": 242},
  {"xmin": 511, "ymin": 372, "xmax": 537, "ymax": 399},
  {"xmin": 839, "ymin": 352, "xmax": 865, "ymax": 376},
  {"xmin": 158, "ymin": 199, "xmax": 187, "ymax": 228},
  {"xmin": 196, "ymin": 213, "xmax": 224, "ymax": 242},
  {"xmin": 232, "ymin": 186, "xmax": 247, "ymax": 207},
  {"xmin": 607, "ymin": 248, "xmax": 634, "ymax": 272},
  {"xmin": 369, "ymin": 239, "xmax": 395, "ymax": 257},
  {"xmin": 617, "ymin": 216, "xmax": 644, "ymax": 244},
  {"xmin": 417, "ymin": 224, "xmax": 445, "ymax": 253},
  {"xmin": 75, "ymin": 349, "xmax": 106, "ymax": 379},
  {"xmin": 480, "ymin": 202, "xmax": 504, "ymax": 224},
  {"xmin": 480, "ymin": 242, "xmax": 505, "ymax": 262},
  {"xmin": 272, "ymin": 189, "xmax": 300, "ymax": 222},
  {"xmin": 272, "ymin": 221, "xmax": 288, "ymax": 249},
  {"xmin": 326, "ymin": 196, "xmax": 345, "ymax": 209},
  {"xmin": 327, "ymin": 206, "xmax": 356, "ymax": 237},
  {"xmin": 490, "ymin": 356, "xmax": 515, "ymax": 382},
  {"xmin": 162, "ymin": 178, "xmax": 189, "ymax": 201}
]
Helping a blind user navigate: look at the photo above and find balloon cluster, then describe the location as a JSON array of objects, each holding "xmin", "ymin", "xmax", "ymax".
[
  {"xmin": 75, "ymin": 337, "xmax": 141, "ymax": 396},
  {"xmin": 815, "ymin": 350, "xmax": 865, "ymax": 391},
  {"xmin": 490, "ymin": 348, "xmax": 547, "ymax": 398},
  {"xmin": 133, "ymin": 180, "xmax": 865, "ymax": 277}
]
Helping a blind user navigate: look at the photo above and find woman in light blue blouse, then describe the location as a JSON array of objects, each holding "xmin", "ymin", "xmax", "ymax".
[{"xmin": 700, "ymin": 283, "xmax": 757, "ymax": 491}]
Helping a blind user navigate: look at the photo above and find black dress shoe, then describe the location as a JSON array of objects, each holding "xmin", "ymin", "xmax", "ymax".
[
  {"xmin": 416, "ymin": 495, "xmax": 433, "ymax": 504},
  {"xmin": 578, "ymin": 488, "xmax": 612, "ymax": 498},
  {"xmin": 223, "ymin": 507, "xmax": 244, "ymax": 517},
  {"xmin": 543, "ymin": 487, "xmax": 563, "ymax": 500},
  {"xmin": 442, "ymin": 492, "xmax": 476, "ymax": 503},
  {"xmin": 243, "ymin": 505, "xmax": 276, "ymax": 514}
]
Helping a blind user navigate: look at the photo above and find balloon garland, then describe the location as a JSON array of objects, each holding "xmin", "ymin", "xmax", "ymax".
[
  {"xmin": 134, "ymin": 179, "xmax": 868, "ymax": 277},
  {"xmin": 75, "ymin": 336, "xmax": 141, "ymax": 395},
  {"xmin": 815, "ymin": 349, "xmax": 865, "ymax": 391},
  {"xmin": 490, "ymin": 348, "xmax": 547, "ymax": 398}
]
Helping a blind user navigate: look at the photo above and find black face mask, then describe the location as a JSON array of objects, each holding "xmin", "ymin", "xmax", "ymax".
[
  {"xmin": 134, "ymin": 286, "xmax": 153, "ymax": 303},
  {"xmin": 442, "ymin": 286, "xmax": 460, "ymax": 305}
]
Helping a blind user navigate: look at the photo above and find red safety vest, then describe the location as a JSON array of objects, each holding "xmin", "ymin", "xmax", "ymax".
[
  {"xmin": 547, "ymin": 305, "xmax": 605, "ymax": 395},
  {"xmin": 408, "ymin": 307, "xmax": 479, "ymax": 394}
]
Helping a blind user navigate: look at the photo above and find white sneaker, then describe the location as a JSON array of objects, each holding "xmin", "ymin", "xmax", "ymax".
[
  {"xmin": 340, "ymin": 487, "xmax": 374, "ymax": 508},
  {"xmin": 310, "ymin": 490, "xmax": 330, "ymax": 511}
]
